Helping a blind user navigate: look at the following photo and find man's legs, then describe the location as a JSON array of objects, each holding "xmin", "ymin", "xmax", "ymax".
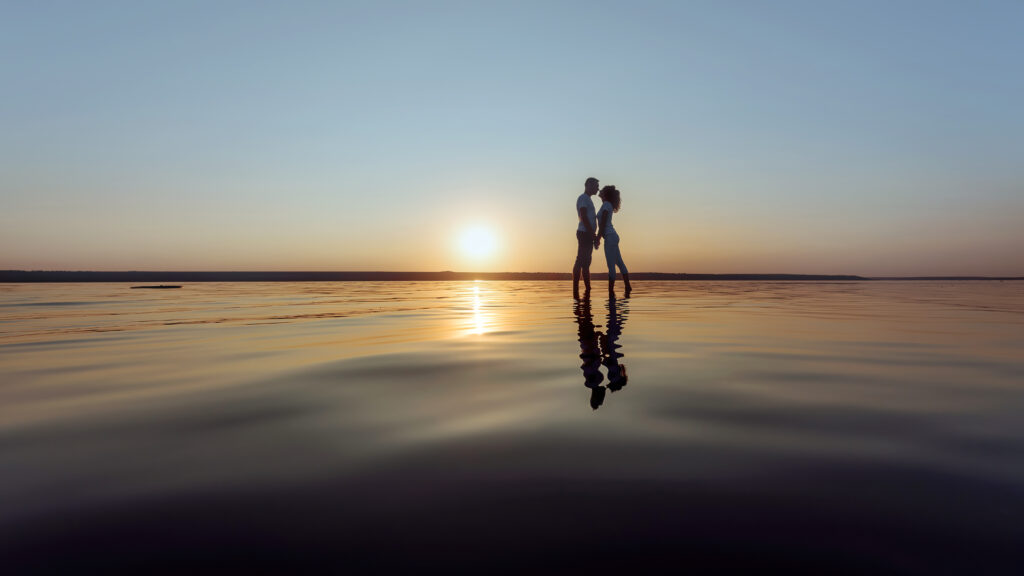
[{"xmin": 573, "ymin": 230, "xmax": 593, "ymax": 295}]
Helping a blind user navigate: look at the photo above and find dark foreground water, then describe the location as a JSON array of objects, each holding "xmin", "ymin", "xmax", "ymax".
[{"xmin": 2, "ymin": 281, "xmax": 1023, "ymax": 574}]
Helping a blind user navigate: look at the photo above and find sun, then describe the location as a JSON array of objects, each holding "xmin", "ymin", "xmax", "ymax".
[{"xmin": 458, "ymin": 225, "xmax": 498, "ymax": 260}]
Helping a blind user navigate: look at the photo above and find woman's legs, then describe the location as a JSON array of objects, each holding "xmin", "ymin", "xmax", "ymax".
[{"xmin": 604, "ymin": 234, "xmax": 628, "ymax": 292}]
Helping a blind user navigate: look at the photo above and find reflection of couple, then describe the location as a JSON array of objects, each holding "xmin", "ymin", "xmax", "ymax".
[
  {"xmin": 573, "ymin": 177, "xmax": 633, "ymax": 298},
  {"xmin": 574, "ymin": 294, "xmax": 629, "ymax": 410}
]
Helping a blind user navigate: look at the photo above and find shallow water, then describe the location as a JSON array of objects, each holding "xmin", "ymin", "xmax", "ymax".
[{"xmin": 2, "ymin": 281, "xmax": 1023, "ymax": 573}]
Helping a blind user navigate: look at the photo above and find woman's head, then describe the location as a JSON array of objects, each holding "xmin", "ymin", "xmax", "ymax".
[{"xmin": 599, "ymin": 185, "xmax": 621, "ymax": 212}]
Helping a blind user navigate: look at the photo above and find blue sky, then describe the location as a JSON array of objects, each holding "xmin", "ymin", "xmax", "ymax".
[{"xmin": 2, "ymin": 0, "xmax": 1022, "ymax": 274}]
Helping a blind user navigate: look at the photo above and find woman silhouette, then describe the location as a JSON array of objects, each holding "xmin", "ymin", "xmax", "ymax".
[
  {"xmin": 600, "ymin": 296, "xmax": 628, "ymax": 392},
  {"xmin": 595, "ymin": 185, "xmax": 632, "ymax": 296}
]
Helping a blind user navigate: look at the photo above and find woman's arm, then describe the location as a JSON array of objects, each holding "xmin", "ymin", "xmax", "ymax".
[{"xmin": 596, "ymin": 209, "xmax": 609, "ymax": 248}]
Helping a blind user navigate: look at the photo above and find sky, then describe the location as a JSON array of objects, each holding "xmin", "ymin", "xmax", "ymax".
[{"xmin": 2, "ymin": 0, "xmax": 1022, "ymax": 276}]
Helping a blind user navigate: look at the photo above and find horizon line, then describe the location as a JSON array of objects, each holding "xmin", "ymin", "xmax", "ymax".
[{"xmin": 2, "ymin": 271, "xmax": 1022, "ymax": 282}]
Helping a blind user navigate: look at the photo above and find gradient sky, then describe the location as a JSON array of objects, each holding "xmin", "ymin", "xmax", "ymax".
[{"xmin": 2, "ymin": 0, "xmax": 1022, "ymax": 275}]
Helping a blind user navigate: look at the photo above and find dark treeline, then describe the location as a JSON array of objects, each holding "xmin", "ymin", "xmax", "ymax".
[
  {"xmin": 3, "ymin": 271, "xmax": 1020, "ymax": 283},
  {"xmin": 4, "ymin": 270, "xmax": 875, "ymax": 282},
  {"xmin": 868, "ymin": 276, "xmax": 1024, "ymax": 281}
]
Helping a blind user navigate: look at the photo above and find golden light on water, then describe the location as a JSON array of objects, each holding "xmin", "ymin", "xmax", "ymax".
[{"xmin": 472, "ymin": 283, "xmax": 487, "ymax": 335}]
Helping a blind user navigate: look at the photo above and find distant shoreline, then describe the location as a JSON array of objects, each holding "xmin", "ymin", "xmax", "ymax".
[{"xmin": 2, "ymin": 271, "xmax": 1021, "ymax": 282}]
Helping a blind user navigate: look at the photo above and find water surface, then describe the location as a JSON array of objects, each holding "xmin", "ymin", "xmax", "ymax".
[{"xmin": 2, "ymin": 281, "xmax": 1023, "ymax": 573}]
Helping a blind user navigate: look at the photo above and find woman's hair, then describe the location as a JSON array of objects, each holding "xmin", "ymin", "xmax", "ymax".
[{"xmin": 600, "ymin": 185, "xmax": 621, "ymax": 212}]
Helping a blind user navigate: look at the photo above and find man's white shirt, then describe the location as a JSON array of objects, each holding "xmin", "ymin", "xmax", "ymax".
[{"xmin": 576, "ymin": 193, "xmax": 596, "ymax": 233}]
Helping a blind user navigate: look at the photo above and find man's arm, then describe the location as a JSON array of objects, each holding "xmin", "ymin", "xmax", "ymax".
[{"xmin": 578, "ymin": 206, "xmax": 595, "ymax": 236}]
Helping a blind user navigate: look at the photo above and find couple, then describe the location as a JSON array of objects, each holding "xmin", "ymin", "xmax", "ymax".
[
  {"xmin": 572, "ymin": 177, "xmax": 632, "ymax": 297},
  {"xmin": 574, "ymin": 295, "xmax": 629, "ymax": 410}
]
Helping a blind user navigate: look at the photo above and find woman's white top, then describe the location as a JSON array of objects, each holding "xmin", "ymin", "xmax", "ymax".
[{"xmin": 597, "ymin": 201, "xmax": 616, "ymax": 236}]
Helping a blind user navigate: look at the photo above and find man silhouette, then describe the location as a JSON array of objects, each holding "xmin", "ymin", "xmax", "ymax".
[
  {"xmin": 574, "ymin": 295, "xmax": 606, "ymax": 410},
  {"xmin": 573, "ymin": 177, "xmax": 599, "ymax": 296}
]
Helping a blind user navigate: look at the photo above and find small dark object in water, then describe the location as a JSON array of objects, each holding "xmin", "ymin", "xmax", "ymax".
[{"xmin": 130, "ymin": 285, "xmax": 182, "ymax": 289}]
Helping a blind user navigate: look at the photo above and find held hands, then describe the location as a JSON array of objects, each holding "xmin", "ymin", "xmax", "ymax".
[{"xmin": 593, "ymin": 235, "xmax": 601, "ymax": 250}]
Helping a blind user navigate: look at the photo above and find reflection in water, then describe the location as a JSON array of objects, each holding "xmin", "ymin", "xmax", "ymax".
[
  {"xmin": 4, "ymin": 282, "xmax": 1024, "ymax": 572},
  {"xmin": 574, "ymin": 294, "xmax": 630, "ymax": 410},
  {"xmin": 469, "ymin": 282, "xmax": 490, "ymax": 335},
  {"xmin": 602, "ymin": 295, "xmax": 629, "ymax": 392}
]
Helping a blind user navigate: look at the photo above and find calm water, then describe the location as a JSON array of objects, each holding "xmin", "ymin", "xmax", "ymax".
[{"xmin": 2, "ymin": 281, "xmax": 1023, "ymax": 573}]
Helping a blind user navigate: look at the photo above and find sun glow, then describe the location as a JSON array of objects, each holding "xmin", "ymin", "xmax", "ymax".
[{"xmin": 458, "ymin": 225, "xmax": 498, "ymax": 260}]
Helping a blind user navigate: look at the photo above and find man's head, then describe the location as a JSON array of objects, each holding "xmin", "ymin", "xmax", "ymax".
[{"xmin": 584, "ymin": 177, "xmax": 599, "ymax": 195}]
